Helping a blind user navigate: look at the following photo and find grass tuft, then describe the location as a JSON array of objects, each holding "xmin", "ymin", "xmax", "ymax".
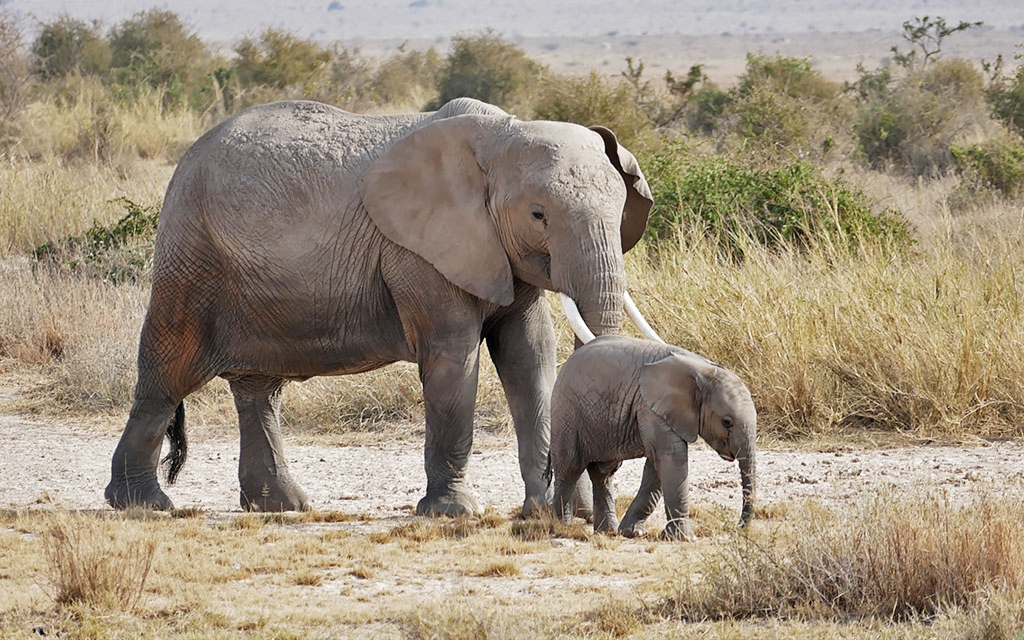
[{"xmin": 42, "ymin": 512, "xmax": 160, "ymax": 611}]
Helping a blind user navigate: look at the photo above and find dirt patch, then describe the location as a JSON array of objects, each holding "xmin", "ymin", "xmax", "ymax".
[{"xmin": 3, "ymin": 411, "xmax": 1022, "ymax": 520}]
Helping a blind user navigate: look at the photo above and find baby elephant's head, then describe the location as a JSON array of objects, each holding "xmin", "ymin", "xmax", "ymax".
[
  {"xmin": 640, "ymin": 353, "xmax": 758, "ymax": 524},
  {"xmin": 698, "ymin": 368, "xmax": 757, "ymax": 464}
]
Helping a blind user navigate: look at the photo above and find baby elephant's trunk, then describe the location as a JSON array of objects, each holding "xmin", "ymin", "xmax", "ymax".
[{"xmin": 739, "ymin": 448, "xmax": 756, "ymax": 525}]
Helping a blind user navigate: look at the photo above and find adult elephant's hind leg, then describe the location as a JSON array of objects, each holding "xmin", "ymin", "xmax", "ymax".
[
  {"xmin": 229, "ymin": 375, "xmax": 310, "ymax": 512},
  {"xmin": 106, "ymin": 394, "xmax": 182, "ymax": 510}
]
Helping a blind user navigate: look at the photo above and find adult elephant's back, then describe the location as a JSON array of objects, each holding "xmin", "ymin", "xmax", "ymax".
[{"xmin": 146, "ymin": 101, "xmax": 423, "ymax": 383}]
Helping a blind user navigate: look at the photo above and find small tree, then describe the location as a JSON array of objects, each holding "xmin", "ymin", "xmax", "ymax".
[
  {"xmin": 232, "ymin": 28, "xmax": 332, "ymax": 92},
  {"xmin": 0, "ymin": 10, "xmax": 31, "ymax": 141},
  {"xmin": 890, "ymin": 16, "xmax": 983, "ymax": 68},
  {"xmin": 107, "ymin": 9, "xmax": 211, "ymax": 105},
  {"xmin": 31, "ymin": 14, "xmax": 110, "ymax": 79},
  {"xmin": 430, "ymin": 30, "xmax": 547, "ymax": 114}
]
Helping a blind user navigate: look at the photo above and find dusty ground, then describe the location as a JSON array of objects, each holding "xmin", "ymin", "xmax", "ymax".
[{"xmin": 2, "ymin": 401, "xmax": 1022, "ymax": 523}]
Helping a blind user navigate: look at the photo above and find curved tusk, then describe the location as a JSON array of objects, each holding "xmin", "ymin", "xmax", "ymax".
[
  {"xmin": 624, "ymin": 290, "xmax": 665, "ymax": 343},
  {"xmin": 559, "ymin": 293, "xmax": 596, "ymax": 344}
]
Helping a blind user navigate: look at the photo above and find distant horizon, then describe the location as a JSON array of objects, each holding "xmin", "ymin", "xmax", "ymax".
[{"xmin": 5, "ymin": 0, "xmax": 1024, "ymax": 45}]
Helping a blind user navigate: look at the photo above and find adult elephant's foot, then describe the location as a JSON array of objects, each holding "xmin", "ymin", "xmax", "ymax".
[
  {"xmin": 521, "ymin": 496, "xmax": 553, "ymax": 519},
  {"xmin": 416, "ymin": 488, "xmax": 480, "ymax": 517},
  {"xmin": 618, "ymin": 520, "xmax": 649, "ymax": 538},
  {"xmin": 240, "ymin": 478, "xmax": 310, "ymax": 512},
  {"xmin": 105, "ymin": 478, "xmax": 174, "ymax": 511},
  {"xmin": 660, "ymin": 519, "xmax": 696, "ymax": 542}
]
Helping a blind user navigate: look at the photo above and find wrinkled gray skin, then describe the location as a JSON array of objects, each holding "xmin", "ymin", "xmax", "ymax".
[
  {"xmin": 551, "ymin": 336, "xmax": 757, "ymax": 540},
  {"xmin": 104, "ymin": 98, "xmax": 653, "ymax": 517}
]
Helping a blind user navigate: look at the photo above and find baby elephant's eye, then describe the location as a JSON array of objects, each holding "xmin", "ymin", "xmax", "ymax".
[
  {"xmin": 722, "ymin": 417, "xmax": 734, "ymax": 429},
  {"xmin": 532, "ymin": 210, "xmax": 546, "ymax": 221}
]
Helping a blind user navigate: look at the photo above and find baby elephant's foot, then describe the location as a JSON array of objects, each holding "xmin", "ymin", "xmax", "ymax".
[
  {"xmin": 618, "ymin": 521, "xmax": 649, "ymax": 538},
  {"xmin": 660, "ymin": 519, "xmax": 696, "ymax": 542}
]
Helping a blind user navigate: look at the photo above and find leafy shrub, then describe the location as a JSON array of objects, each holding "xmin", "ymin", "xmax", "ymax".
[
  {"xmin": 430, "ymin": 30, "xmax": 547, "ymax": 114},
  {"xmin": 367, "ymin": 44, "xmax": 442, "ymax": 109},
  {"xmin": 642, "ymin": 141, "xmax": 910, "ymax": 255},
  {"xmin": 676, "ymin": 78, "xmax": 731, "ymax": 135},
  {"xmin": 31, "ymin": 15, "xmax": 110, "ymax": 80},
  {"xmin": 533, "ymin": 71, "xmax": 652, "ymax": 149},
  {"xmin": 33, "ymin": 196, "xmax": 160, "ymax": 283},
  {"xmin": 107, "ymin": 9, "xmax": 214, "ymax": 107},
  {"xmin": 725, "ymin": 54, "xmax": 846, "ymax": 158},
  {"xmin": 232, "ymin": 28, "xmax": 332, "ymax": 92},
  {"xmin": 0, "ymin": 10, "xmax": 32, "ymax": 143},
  {"xmin": 987, "ymin": 49, "xmax": 1024, "ymax": 140},
  {"xmin": 952, "ymin": 138, "xmax": 1024, "ymax": 200},
  {"xmin": 853, "ymin": 53, "xmax": 990, "ymax": 174}
]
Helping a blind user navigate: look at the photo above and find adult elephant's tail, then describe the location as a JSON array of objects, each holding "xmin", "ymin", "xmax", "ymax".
[{"xmin": 162, "ymin": 402, "xmax": 187, "ymax": 484}]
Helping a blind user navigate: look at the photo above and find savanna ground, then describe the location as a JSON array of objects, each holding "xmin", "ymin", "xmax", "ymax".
[{"xmin": 2, "ymin": 8, "xmax": 1024, "ymax": 639}]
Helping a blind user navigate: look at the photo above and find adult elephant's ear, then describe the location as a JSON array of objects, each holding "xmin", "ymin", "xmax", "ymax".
[
  {"xmin": 589, "ymin": 126, "xmax": 654, "ymax": 253},
  {"xmin": 639, "ymin": 354, "xmax": 710, "ymax": 444},
  {"xmin": 361, "ymin": 115, "xmax": 515, "ymax": 307}
]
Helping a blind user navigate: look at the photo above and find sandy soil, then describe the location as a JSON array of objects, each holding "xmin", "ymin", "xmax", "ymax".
[{"xmin": 2, "ymin": 405, "xmax": 1022, "ymax": 522}]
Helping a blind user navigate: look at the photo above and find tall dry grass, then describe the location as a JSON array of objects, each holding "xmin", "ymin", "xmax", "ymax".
[
  {"xmin": 42, "ymin": 512, "xmax": 160, "ymax": 611},
  {"xmin": 625, "ymin": 197, "xmax": 1024, "ymax": 440},
  {"xmin": 661, "ymin": 490, "xmax": 1024, "ymax": 623},
  {"xmin": 0, "ymin": 158, "xmax": 170, "ymax": 257},
  {"xmin": 9, "ymin": 76, "xmax": 206, "ymax": 163}
]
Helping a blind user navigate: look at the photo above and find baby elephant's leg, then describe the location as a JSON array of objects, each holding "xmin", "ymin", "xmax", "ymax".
[
  {"xmin": 553, "ymin": 465, "xmax": 585, "ymax": 524},
  {"xmin": 659, "ymin": 445, "xmax": 695, "ymax": 541},
  {"xmin": 587, "ymin": 460, "xmax": 622, "ymax": 533},
  {"xmin": 618, "ymin": 458, "xmax": 662, "ymax": 538}
]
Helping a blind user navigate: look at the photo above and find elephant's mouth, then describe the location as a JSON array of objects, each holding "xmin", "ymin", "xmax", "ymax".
[{"xmin": 559, "ymin": 291, "xmax": 663, "ymax": 345}]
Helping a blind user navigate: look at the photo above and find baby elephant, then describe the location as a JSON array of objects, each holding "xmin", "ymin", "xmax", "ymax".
[{"xmin": 551, "ymin": 335, "xmax": 757, "ymax": 540}]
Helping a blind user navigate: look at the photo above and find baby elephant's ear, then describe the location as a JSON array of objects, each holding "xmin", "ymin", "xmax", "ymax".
[{"xmin": 639, "ymin": 354, "xmax": 707, "ymax": 443}]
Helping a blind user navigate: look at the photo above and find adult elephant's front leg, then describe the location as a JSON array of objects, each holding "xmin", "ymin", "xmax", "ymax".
[
  {"xmin": 229, "ymin": 375, "xmax": 310, "ymax": 512},
  {"xmin": 486, "ymin": 290, "xmax": 558, "ymax": 516},
  {"xmin": 417, "ymin": 341, "xmax": 483, "ymax": 516}
]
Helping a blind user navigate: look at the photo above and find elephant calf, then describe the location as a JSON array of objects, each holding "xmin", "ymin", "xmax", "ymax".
[{"xmin": 550, "ymin": 335, "xmax": 757, "ymax": 540}]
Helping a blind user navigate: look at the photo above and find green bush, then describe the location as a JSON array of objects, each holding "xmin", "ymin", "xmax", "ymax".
[
  {"xmin": 107, "ymin": 9, "xmax": 214, "ymax": 107},
  {"xmin": 367, "ymin": 44, "xmax": 442, "ymax": 109},
  {"xmin": 0, "ymin": 10, "xmax": 31, "ymax": 141},
  {"xmin": 232, "ymin": 28, "xmax": 332, "ymax": 92},
  {"xmin": 853, "ymin": 57, "xmax": 989, "ymax": 175},
  {"xmin": 951, "ymin": 138, "xmax": 1024, "ymax": 200},
  {"xmin": 533, "ymin": 71, "xmax": 652, "ymax": 149},
  {"xmin": 987, "ymin": 51, "xmax": 1024, "ymax": 140},
  {"xmin": 642, "ymin": 141, "xmax": 910, "ymax": 255},
  {"xmin": 33, "ymin": 197, "xmax": 160, "ymax": 284},
  {"xmin": 31, "ymin": 15, "xmax": 110, "ymax": 80},
  {"xmin": 725, "ymin": 54, "xmax": 846, "ymax": 158},
  {"xmin": 430, "ymin": 30, "xmax": 547, "ymax": 114}
]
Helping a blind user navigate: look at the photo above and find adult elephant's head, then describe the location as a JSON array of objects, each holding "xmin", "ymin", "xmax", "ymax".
[{"xmin": 361, "ymin": 113, "xmax": 659, "ymax": 340}]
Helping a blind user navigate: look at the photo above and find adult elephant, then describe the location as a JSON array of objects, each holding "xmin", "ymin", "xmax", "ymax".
[{"xmin": 105, "ymin": 98, "xmax": 659, "ymax": 517}]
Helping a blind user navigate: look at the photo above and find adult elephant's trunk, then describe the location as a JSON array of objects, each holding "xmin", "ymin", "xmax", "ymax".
[
  {"xmin": 554, "ymin": 218, "xmax": 663, "ymax": 345},
  {"xmin": 739, "ymin": 448, "xmax": 757, "ymax": 525}
]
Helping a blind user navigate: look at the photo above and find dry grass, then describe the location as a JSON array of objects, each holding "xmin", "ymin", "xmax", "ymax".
[
  {"xmin": 4, "ymin": 496, "xmax": 1019, "ymax": 638},
  {"xmin": 625, "ymin": 194, "xmax": 1024, "ymax": 441},
  {"xmin": 661, "ymin": 490, "xmax": 1024, "ymax": 623},
  {"xmin": 9, "ymin": 76, "xmax": 206, "ymax": 164},
  {"xmin": 41, "ymin": 512, "xmax": 160, "ymax": 611}
]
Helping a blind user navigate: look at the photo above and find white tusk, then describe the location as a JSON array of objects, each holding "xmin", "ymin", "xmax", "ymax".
[
  {"xmin": 559, "ymin": 294, "xmax": 596, "ymax": 344},
  {"xmin": 624, "ymin": 290, "xmax": 665, "ymax": 343}
]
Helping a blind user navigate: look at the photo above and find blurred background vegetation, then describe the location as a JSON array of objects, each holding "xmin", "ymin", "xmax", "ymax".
[{"xmin": 3, "ymin": 8, "xmax": 1024, "ymax": 441}]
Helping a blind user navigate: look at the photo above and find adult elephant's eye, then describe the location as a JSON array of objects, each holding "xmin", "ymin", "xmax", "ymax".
[
  {"xmin": 532, "ymin": 210, "xmax": 546, "ymax": 221},
  {"xmin": 722, "ymin": 417, "xmax": 734, "ymax": 429}
]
